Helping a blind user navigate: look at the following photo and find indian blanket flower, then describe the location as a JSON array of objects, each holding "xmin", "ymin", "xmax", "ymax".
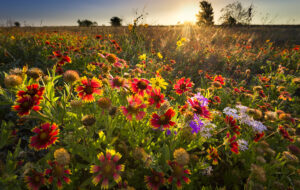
[
  {"xmin": 214, "ymin": 75, "xmax": 225, "ymax": 85},
  {"xmin": 167, "ymin": 160, "xmax": 191, "ymax": 189},
  {"xmin": 254, "ymin": 132, "xmax": 265, "ymax": 142},
  {"xmin": 57, "ymin": 55, "xmax": 72, "ymax": 66},
  {"xmin": 278, "ymin": 125, "xmax": 294, "ymax": 142},
  {"xmin": 121, "ymin": 95, "xmax": 146, "ymax": 120},
  {"xmin": 259, "ymin": 90, "xmax": 266, "ymax": 98},
  {"xmin": 258, "ymin": 75, "xmax": 270, "ymax": 83},
  {"xmin": 144, "ymin": 170, "xmax": 165, "ymax": 190},
  {"xmin": 189, "ymin": 114, "xmax": 204, "ymax": 134},
  {"xmin": 75, "ymin": 76, "xmax": 102, "ymax": 102},
  {"xmin": 150, "ymin": 77, "xmax": 168, "ymax": 90},
  {"xmin": 279, "ymin": 91, "xmax": 292, "ymax": 101},
  {"xmin": 12, "ymin": 95, "xmax": 41, "ymax": 116},
  {"xmin": 225, "ymin": 116, "xmax": 241, "ymax": 135},
  {"xmin": 131, "ymin": 78, "xmax": 152, "ymax": 96},
  {"xmin": 105, "ymin": 53, "xmax": 118, "ymax": 64},
  {"xmin": 173, "ymin": 77, "xmax": 193, "ymax": 95},
  {"xmin": 206, "ymin": 146, "xmax": 221, "ymax": 165},
  {"xmin": 29, "ymin": 123, "xmax": 59, "ymax": 151},
  {"xmin": 188, "ymin": 98, "xmax": 210, "ymax": 119},
  {"xmin": 90, "ymin": 149, "xmax": 125, "ymax": 189},
  {"xmin": 45, "ymin": 161, "xmax": 71, "ymax": 189},
  {"xmin": 150, "ymin": 108, "xmax": 176, "ymax": 130},
  {"xmin": 17, "ymin": 84, "xmax": 44, "ymax": 99},
  {"xmin": 148, "ymin": 89, "xmax": 165, "ymax": 108},
  {"xmin": 225, "ymin": 133, "xmax": 239, "ymax": 154},
  {"xmin": 212, "ymin": 96, "xmax": 221, "ymax": 104},
  {"xmin": 25, "ymin": 169, "xmax": 45, "ymax": 190},
  {"xmin": 109, "ymin": 75, "xmax": 127, "ymax": 90}
]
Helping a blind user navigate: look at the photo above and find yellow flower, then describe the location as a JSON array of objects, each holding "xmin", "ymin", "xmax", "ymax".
[
  {"xmin": 176, "ymin": 40, "xmax": 183, "ymax": 48},
  {"xmin": 87, "ymin": 64, "xmax": 96, "ymax": 72},
  {"xmin": 128, "ymin": 24, "xmax": 133, "ymax": 31},
  {"xmin": 10, "ymin": 36, "xmax": 15, "ymax": 40},
  {"xmin": 180, "ymin": 37, "xmax": 186, "ymax": 42},
  {"xmin": 150, "ymin": 77, "xmax": 168, "ymax": 90},
  {"xmin": 157, "ymin": 52, "xmax": 163, "ymax": 59},
  {"xmin": 139, "ymin": 54, "xmax": 147, "ymax": 61},
  {"xmin": 136, "ymin": 64, "xmax": 145, "ymax": 69}
]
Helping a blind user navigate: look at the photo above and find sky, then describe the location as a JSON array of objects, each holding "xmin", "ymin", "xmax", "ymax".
[{"xmin": 0, "ymin": 0, "xmax": 299, "ymax": 26}]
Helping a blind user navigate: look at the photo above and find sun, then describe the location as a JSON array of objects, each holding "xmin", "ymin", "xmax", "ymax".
[{"xmin": 176, "ymin": 4, "xmax": 198, "ymax": 24}]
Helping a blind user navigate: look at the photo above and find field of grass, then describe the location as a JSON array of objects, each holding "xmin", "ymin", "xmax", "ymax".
[{"xmin": 0, "ymin": 25, "xmax": 299, "ymax": 190}]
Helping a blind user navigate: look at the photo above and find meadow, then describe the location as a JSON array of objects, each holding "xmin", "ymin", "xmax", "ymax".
[{"xmin": 0, "ymin": 25, "xmax": 299, "ymax": 190}]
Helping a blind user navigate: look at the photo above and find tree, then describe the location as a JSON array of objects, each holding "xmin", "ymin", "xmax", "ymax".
[
  {"xmin": 110, "ymin": 17, "xmax": 122, "ymax": 27},
  {"xmin": 196, "ymin": 1, "xmax": 214, "ymax": 26},
  {"xmin": 220, "ymin": 1, "xmax": 254, "ymax": 26},
  {"xmin": 14, "ymin": 21, "xmax": 21, "ymax": 27},
  {"xmin": 77, "ymin": 19, "xmax": 97, "ymax": 27}
]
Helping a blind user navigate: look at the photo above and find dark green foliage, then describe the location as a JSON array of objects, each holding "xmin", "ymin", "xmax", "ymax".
[
  {"xmin": 14, "ymin": 22, "xmax": 20, "ymax": 27},
  {"xmin": 77, "ymin": 19, "xmax": 97, "ymax": 27},
  {"xmin": 110, "ymin": 17, "xmax": 122, "ymax": 27},
  {"xmin": 196, "ymin": 1, "xmax": 214, "ymax": 26}
]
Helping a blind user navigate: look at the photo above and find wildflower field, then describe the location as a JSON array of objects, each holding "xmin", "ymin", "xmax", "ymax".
[{"xmin": 0, "ymin": 26, "xmax": 299, "ymax": 190}]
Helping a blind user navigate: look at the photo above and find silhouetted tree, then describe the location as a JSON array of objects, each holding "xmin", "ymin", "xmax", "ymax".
[
  {"xmin": 223, "ymin": 16, "xmax": 237, "ymax": 26},
  {"xmin": 77, "ymin": 19, "xmax": 97, "ymax": 27},
  {"xmin": 245, "ymin": 4, "xmax": 254, "ymax": 25},
  {"xmin": 110, "ymin": 17, "xmax": 122, "ymax": 27},
  {"xmin": 196, "ymin": 1, "xmax": 214, "ymax": 26},
  {"xmin": 14, "ymin": 21, "xmax": 21, "ymax": 27},
  {"xmin": 220, "ymin": 1, "xmax": 254, "ymax": 26}
]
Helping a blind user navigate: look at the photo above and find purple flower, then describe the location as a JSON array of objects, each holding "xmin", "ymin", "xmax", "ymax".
[
  {"xmin": 189, "ymin": 114, "xmax": 204, "ymax": 134},
  {"xmin": 190, "ymin": 93, "xmax": 209, "ymax": 107},
  {"xmin": 166, "ymin": 129, "xmax": 171, "ymax": 136},
  {"xmin": 166, "ymin": 129, "xmax": 177, "ymax": 136}
]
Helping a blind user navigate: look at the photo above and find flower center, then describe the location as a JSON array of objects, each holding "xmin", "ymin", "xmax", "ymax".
[
  {"xmin": 102, "ymin": 161, "xmax": 116, "ymax": 177},
  {"xmin": 153, "ymin": 175, "xmax": 160, "ymax": 183},
  {"xmin": 179, "ymin": 84, "xmax": 186, "ymax": 90},
  {"xmin": 34, "ymin": 175, "xmax": 40, "ymax": 183},
  {"xmin": 113, "ymin": 77, "xmax": 123, "ymax": 87},
  {"xmin": 21, "ymin": 101, "xmax": 31, "ymax": 109},
  {"xmin": 27, "ymin": 89, "xmax": 36, "ymax": 96},
  {"xmin": 107, "ymin": 55, "xmax": 117, "ymax": 63},
  {"xmin": 39, "ymin": 132, "xmax": 48, "ymax": 141},
  {"xmin": 159, "ymin": 115, "xmax": 169, "ymax": 125},
  {"xmin": 153, "ymin": 95, "xmax": 161, "ymax": 102},
  {"xmin": 173, "ymin": 165, "xmax": 183, "ymax": 178},
  {"xmin": 85, "ymin": 86, "xmax": 94, "ymax": 94},
  {"xmin": 137, "ymin": 81, "xmax": 147, "ymax": 90},
  {"xmin": 54, "ymin": 165, "xmax": 64, "ymax": 177},
  {"xmin": 127, "ymin": 104, "xmax": 138, "ymax": 113}
]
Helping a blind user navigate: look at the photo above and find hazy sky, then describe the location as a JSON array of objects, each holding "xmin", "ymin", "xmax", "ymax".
[{"xmin": 0, "ymin": 0, "xmax": 299, "ymax": 26}]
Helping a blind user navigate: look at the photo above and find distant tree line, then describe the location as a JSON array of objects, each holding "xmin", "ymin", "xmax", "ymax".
[
  {"xmin": 196, "ymin": 0, "xmax": 254, "ymax": 27},
  {"xmin": 77, "ymin": 19, "xmax": 98, "ymax": 27},
  {"xmin": 77, "ymin": 17, "xmax": 122, "ymax": 27}
]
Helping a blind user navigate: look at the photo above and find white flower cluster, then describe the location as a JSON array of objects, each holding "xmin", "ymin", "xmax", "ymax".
[
  {"xmin": 223, "ymin": 107, "xmax": 239, "ymax": 119},
  {"xmin": 237, "ymin": 139, "xmax": 248, "ymax": 151},
  {"xmin": 223, "ymin": 105, "xmax": 267, "ymax": 133},
  {"xmin": 202, "ymin": 166, "xmax": 213, "ymax": 176},
  {"xmin": 200, "ymin": 121, "xmax": 216, "ymax": 138}
]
